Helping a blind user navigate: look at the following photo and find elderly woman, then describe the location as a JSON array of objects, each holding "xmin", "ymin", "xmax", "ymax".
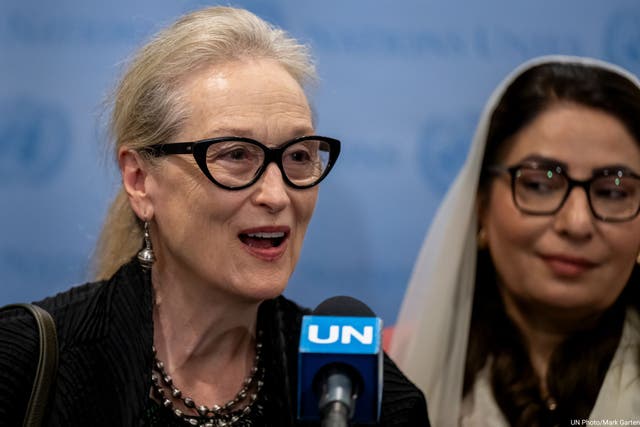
[
  {"xmin": 0, "ymin": 6, "xmax": 428, "ymax": 427},
  {"xmin": 392, "ymin": 56, "xmax": 640, "ymax": 426}
]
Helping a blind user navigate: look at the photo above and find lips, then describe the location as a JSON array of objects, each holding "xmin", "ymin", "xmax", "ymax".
[
  {"xmin": 238, "ymin": 226, "xmax": 290, "ymax": 261},
  {"xmin": 540, "ymin": 254, "xmax": 597, "ymax": 277}
]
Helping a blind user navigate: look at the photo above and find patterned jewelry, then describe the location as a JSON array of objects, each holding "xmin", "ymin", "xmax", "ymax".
[
  {"xmin": 137, "ymin": 221, "xmax": 156, "ymax": 269},
  {"xmin": 151, "ymin": 332, "xmax": 265, "ymax": 427}
]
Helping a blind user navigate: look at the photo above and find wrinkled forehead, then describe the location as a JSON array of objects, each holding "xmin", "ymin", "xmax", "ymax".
[{"xmin": 173, "ymin": 59, "xmax": 314, "ymax": 142}]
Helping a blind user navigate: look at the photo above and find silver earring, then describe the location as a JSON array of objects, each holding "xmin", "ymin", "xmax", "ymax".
[{"xmin": 137, "ymin": 221, "xmax": 156, "ymax": 269}]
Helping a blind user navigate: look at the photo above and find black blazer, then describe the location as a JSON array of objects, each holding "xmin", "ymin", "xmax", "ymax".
[{"xmin": 0, "ymin": 260, "xmax": 429, "ymax": 426}]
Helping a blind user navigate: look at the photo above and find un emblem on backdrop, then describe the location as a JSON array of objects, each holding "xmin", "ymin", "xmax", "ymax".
[
  {"xmin": 604, "ymin": 10, "xmax": 640, "ymax": 75},
  {"xmin": 417, "ymin": 113, "xmax": 477, "ymax": 195},
  {"xmin": 0, "ymin": 97, "xmax": 71, "ymax": 185}
]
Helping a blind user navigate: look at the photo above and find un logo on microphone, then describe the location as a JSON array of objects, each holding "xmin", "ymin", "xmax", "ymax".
[
  {"xmin": 604, "ymin": 10, "xmax": 640, "ymax": 75},
  {"xmin": 0, "ymin": 97, "xmax": 71, "ymax": 185}
]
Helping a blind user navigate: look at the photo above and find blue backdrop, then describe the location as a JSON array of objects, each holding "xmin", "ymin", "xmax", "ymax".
[{"xmin": 2, "ymin": 0, "xmax": 640, "ymax": 324}]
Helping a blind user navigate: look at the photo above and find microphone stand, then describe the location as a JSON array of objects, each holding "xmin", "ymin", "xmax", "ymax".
[{"xmin": 318, "ymin": 370, "xmax": 355, "ymax": 427}]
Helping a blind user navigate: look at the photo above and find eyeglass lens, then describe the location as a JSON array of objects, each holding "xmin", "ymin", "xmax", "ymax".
[
  {"xmin": 513, "ymin": 166, "xmax": 640, "ymax": 220},
  {"xmin": 205, "ymin": 139, "xmax": 332, "ymax": 188}
]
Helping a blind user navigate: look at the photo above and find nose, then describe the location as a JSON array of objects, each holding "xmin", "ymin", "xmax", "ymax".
[
  {"xmin": 251, "ymin": 163, "xmax": 290, "ymax": 213},
  {"xmin": 552, "ymin": 187, "xmax": 594, "ymax": 240}
]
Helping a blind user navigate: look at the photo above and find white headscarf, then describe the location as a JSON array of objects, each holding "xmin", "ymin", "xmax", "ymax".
[{"xmin": 389, "ymin": 55, "xmax": 640, "ymax": 427}]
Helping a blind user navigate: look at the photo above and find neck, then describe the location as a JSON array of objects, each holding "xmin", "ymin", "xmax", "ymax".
[
  {"xmin": 150, "ymin": 263, "xmax": 262, "ymax": 404},
  {"xmin": 499, "ymin": 289, "xmax": 602, "ymax": 396},
  {"xmin": 504, "ymin": 306, "xmax": 563, "ymax": 395}
]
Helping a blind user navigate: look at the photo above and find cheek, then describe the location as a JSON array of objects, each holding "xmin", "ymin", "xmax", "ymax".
[
  {"xmin": 483, "ymin": 188, "xmax": 544, "ymax": 282},
  {"xmin": 601, "ymin": 224, "xmax": 640, "ymax": 276},
  {"xmin": 294, "ymin": 189, "xmax": 318, "ymax": 227},
  {"xmin": 151, "ymin": 164, "xmax": 235, "ymax": 234},
  {"xmin": 484, "ymin": 186, "xmax": 533, "ymax": 249}
]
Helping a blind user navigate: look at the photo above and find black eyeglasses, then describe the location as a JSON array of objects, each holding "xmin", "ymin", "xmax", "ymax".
[
  {"xmin": 487, "ymin": 162, "xmax": 640, "ymax": 222},
  {"xmin": 146, "ymin": 135, "xmax": 341, "ymax": 190}
]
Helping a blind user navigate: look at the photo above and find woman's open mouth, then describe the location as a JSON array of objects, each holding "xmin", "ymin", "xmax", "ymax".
[
  {"xmin": 238, "ymin": 227, "xmax": 290, "ymax": 261},
  {"xmin": 239, "ymin": 231, "xmax": 286, "ymax": 248}
]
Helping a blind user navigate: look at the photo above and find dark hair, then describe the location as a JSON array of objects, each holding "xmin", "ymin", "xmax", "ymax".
[{"xmin": 467, "ymin": 62, "xmax": 640, "ymax": 426}]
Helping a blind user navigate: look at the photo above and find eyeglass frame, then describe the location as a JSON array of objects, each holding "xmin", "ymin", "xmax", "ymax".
[
  {"xmin": 145, "ymin": 135, "xmax": 341, "ymax": 190},
  {"xmin": 486, "ymin": 163, "xmax": 640, "ymax": 222}
]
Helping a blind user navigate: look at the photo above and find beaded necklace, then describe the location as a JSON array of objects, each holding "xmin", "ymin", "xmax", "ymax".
[{"xmin": 150, "ymin": 332, "xmax": 265, "ymax": 427}]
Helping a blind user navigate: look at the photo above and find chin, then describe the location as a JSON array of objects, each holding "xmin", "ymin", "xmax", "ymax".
[
  {"xmin": 536, "ymin": 289, "xmax": 606, "ymax": 314},
  {"xmin": 239, "ymin": 279, "xmax": 289, "ymax": 302}
]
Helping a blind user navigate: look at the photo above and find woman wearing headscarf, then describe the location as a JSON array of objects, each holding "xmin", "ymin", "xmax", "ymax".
[
  {"xmin": 391, "ymin": 56, "xmax": 640, "ymax": 426},
  {"xmin": 0, "ymin": 6, "xmax": 428, "ymax": 426}
]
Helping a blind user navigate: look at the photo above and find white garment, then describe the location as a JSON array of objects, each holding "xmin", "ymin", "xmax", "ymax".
[
  {"xmin": 459, "ymin": 310, "xmax": 640, "ymax": 426},
  {"xmin": 389, "ymin": 55, "xmax": 640, "ymax": 427},
  {"xmin": 590, "ymin": 309, "xmax": 640, "ymax": 420}
]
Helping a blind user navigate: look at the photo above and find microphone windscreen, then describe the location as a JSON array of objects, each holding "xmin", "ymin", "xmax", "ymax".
[
  {"xmin": 312, "ymin": 295, "xmax": 376, "ymax": 317},
  {"xmin": 297, "ymin": 296, "xmax": 383, "ymax": 423}
]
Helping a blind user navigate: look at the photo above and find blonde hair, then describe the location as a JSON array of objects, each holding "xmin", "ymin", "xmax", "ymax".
[{"xmin": 93, "ymin": 6, "xmax": 317, "ymax": 280}]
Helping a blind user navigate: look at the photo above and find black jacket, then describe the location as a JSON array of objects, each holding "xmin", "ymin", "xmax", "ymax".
[{"xmin": 0, "ymin": 260, "xmax": 429, "ymax": 426}]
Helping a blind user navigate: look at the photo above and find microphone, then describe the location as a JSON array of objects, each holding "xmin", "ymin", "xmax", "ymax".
[{"xmin": 297, "ymin": 296, "xmax": 383, "ymax": 426}]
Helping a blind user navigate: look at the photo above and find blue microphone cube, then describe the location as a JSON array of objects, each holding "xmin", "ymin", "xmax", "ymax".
[{"xmin": 297, "ymin": 315, "xmax": 383, "ymax": 423}]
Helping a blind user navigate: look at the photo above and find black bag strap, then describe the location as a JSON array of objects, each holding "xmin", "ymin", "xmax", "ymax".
[{"xmin": 2, "ymin": 303, "xmax": 59, "ymax": 427}]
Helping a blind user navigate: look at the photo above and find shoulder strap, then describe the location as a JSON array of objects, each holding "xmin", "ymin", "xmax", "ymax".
[{"xmin": 2, "ymin": 303, "xmax": 59, "ymax": 427}]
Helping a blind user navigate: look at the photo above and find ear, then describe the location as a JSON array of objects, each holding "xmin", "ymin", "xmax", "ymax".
[
  {"xmin": 119, "ymin": 147, "xmax": 154, "ymax": 221},
  {"xmin": 475, "ymin": 192, "xmax": 490, "ymax": 249},
  {"xmin": 476, "ymin": 190, "xmax": 486, "ymax": 226},
  {"xmin": 476, "ymin": 186, "xmax": 491, "ymax": 237}
]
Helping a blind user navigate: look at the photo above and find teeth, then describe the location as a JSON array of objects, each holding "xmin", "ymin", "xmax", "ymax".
[{"xmin": 246, "ymin": 232, "xmax": 285, "ymax": 239}]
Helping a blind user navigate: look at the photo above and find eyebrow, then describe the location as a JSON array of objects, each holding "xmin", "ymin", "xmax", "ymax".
[
  {"xmin": 199, "ymin": 126, "xmax": 316, "ymax": 145},
  {"xmin": 592, "ymin": 164, "xmax": 640, "ymax": 176},
  {"xmin": 201, "ymin": 127, "xmax": 254, "ymax": 138},
  {"xmin": 518, "ymin": 155, "xmax": 640, "ymax": 177},
  {"xmin": 518, "ymin": 155, "xmax": 568, "ymax": 170}
]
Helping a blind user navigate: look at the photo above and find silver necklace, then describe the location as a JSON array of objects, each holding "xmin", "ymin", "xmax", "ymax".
[{"xmin": 151, "ymin": 332, "xmax": 264, "ymax": 427}]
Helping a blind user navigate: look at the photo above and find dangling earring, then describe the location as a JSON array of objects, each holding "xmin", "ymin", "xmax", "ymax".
[
  {"xmin": 477, "ymin": 228, "xmax": 488, "ymax": 250},
  {"xmin": 137, "ymin": 221, "xmax": 156, "ymax": 269}
]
